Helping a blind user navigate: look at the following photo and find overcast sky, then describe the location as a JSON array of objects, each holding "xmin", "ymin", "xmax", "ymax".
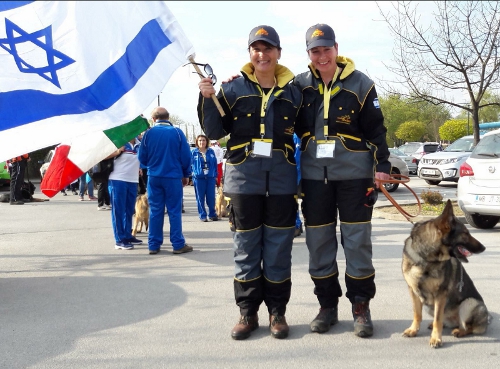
[{"xmin": 143, "ymin": 1, "xmax": 442, "ymax": 127}]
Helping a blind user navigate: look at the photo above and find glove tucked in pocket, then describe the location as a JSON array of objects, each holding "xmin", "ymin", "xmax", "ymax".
[{"xmin": 364, "ymin": 186, "xmax": 378, "ymax": 207}]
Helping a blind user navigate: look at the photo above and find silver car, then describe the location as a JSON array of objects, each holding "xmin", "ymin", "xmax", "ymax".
[
  {"xmin": 389, "ymin": 148, "xmax": 417, "ymax": 174},
  {"xmin": 457, "ymin": 129, "xmax": 500, "ymax": 229},
  {"xmin": 380, "ymin": 153, "xmax": 410, "ymax": 192},
  {"xmin": 418, "ymin": 135, "xmax": 479, "ymax": 185}
]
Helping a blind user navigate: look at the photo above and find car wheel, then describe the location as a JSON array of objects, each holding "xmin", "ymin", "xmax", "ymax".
[
  {"xmin": 425, "ymin": 179, "xmax": 441, "ymax": 185},
  {"xmin": 463, "ymin": 212, "xmax": 500, "ymax": 229},
  {"xmin": 380, "ymin": 168, "xmax": 400, "ymax": 193}
]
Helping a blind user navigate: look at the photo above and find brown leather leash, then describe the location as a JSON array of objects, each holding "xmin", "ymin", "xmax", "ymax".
[{"xmin": 375, "ymin": 174, "xmax": 422, "ymax": 223}]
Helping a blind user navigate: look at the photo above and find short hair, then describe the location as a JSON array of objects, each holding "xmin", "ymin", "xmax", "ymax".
[
  {"xmin": 195, "ymin": 134, "xmax": 209, "ymax": 149},
  {"xmin": 151, "ymin": 107, "xmax": 170, "ymax": 120}
]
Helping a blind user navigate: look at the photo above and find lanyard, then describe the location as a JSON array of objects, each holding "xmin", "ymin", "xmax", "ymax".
[
  {"xmin": 199, "ymin": 150, "xmax": 207, "ymax": 167},
  {"xmin": 258, "ymin": 76, "xmax": 276, "ymax": 138},
  {"xmin": 323, "ymin": 67, "xmax": 341, "ymax": 137}
]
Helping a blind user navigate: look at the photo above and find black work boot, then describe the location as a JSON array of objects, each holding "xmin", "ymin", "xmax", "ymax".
[
  {"xmin": 269, "ymin": 315, "xmax": 289, "ymax": 339},
  {"xmin": 231, "ymin": 315, "xmax": 259, "ymax": 340},
  {"xmin": 310, "ymin": 307, "xmax": 338, "ymax": 333},
  {"xmin": 352, "ymin": 297, "xmax": 373, "ymax": 338}
]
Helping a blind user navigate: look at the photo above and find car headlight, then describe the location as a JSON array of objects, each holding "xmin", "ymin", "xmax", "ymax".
[{"xmin": 441, "ymin": 156, "xmax": 464, "ymax": 164}]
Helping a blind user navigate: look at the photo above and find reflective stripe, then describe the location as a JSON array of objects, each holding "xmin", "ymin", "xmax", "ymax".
[{"xmin": 229, "ymin": 142, "xmax": 250, "ymax": 150}]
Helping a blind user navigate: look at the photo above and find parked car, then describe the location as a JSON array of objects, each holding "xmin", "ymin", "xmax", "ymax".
[
  {"xmin": 418, "ymin": 135, "xmax": 480, "ymax": 185},
  {"xmin": 398, "ymin": 141, "xmax": 441, "ymax": 164},
  {"xmin": 380, "ymin": 152, "xmax": 410, "ymax": 192},
  {"xmin": 38, "ymin": 149, "xmax": 55, "ymax": 180},
  {"xmin": 457, "ymin": 128, "xmax": 500, "ymax": 229},
  {"xmin": 389, "ymin": 148, "xmax": 417, "ymax": 175},
  {"xmin": 0, "ymin": 161, "xmax": 10, "ymax": 186}
]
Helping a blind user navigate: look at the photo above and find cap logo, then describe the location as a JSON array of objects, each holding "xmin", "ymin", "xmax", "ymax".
[
  {"xmin": 255, "ymin": 28, "xmax": 269, "ymax": 36},
  {"xmin": 311, "ymin": 29, "xmax": 324, "ymax": 38}
]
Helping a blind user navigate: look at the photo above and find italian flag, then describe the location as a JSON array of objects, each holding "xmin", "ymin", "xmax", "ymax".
[{"xmin": 41, "ymin": 116, "xmax": 149, "ymax": 198}]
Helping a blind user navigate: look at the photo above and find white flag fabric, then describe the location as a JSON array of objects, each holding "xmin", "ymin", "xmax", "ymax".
[{"xmin": 0, "ymin": 1, "xmax": 194, "ymax": 161}]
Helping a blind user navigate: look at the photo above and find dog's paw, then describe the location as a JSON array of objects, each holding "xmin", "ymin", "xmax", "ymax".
[
  {"xmin": 429, "ymin": 337, "xmax": 442, "ymax": 348},
  {"xmin": 402, "ymin": 328, "xmax": 418, "ymax": 337},
  {"xmin": 451, "ymin": 328, "xmax": 466, "ymax": 338}
]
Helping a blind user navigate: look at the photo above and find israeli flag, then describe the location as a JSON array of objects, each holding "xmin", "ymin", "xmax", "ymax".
[{"xmin": 0, "ymin": 1, "xmax": 194, "ymax": 160}]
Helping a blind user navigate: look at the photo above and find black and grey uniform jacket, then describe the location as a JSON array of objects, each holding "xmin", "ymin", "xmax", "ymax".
[
  {"xmin": 197, "ymin": 63, "xmax": 302, "ymax": 195},
  {"xmin": 293, "ymin": 56, "xmax": 391, "ymax": 182}
]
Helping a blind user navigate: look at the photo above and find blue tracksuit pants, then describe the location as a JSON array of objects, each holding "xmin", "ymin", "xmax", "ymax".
[
  {"xmin": 147, "ymin": 176, "xmax": 185, "ymax": 251},
  {"xmin": 108, "ymin": 179, "xmax": 136, "ymax": 243},
  {"xmin": 193, "ymin": 177, "xmax": 217, "ymax": 220}
]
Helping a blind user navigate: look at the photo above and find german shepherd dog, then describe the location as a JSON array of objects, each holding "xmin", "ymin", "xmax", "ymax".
[
  {"xmin": 402, "ymin": 200, "xmax": 489, "ymax": 348},
  {"xmin": 215, "ymin": 185, "xmax": 228, "ymax": 218},
  {"xmin": 132, "ymin": 193, "xmax": 149, "ymax": 236}
]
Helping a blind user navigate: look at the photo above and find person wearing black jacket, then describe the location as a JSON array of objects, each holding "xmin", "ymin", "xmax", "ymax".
[
  {"xmin": 198, "ymin": 25, "xmax": 302, "ymax": 340},
  {"xmin": 96, "ymin": 157, "xmax": 114, "ymax": 210},
  {"xmin": 8, "ymin": 153, "xmax": 29, "ymax": 205},
  {"xmin": 293, "ymin": 24, "xmax": 391, "ymax": 338}
]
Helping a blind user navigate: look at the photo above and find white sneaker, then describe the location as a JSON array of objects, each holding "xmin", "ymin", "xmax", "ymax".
[
  {"xmin": 97, "ymin": 206, "xmax": 106, "ymax": 211},
  {"xmin": 115, "ymin": 242, "xmax": 134, "ymax": 250}
]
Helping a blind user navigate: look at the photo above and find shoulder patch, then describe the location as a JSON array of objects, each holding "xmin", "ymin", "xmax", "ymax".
[{"xmin": 373, "ymin": 98, "xmax": 380, "ymax": 109}]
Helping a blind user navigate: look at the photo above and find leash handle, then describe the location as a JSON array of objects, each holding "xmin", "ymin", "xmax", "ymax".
[
  {"xmin": 376, "ymin": 174, "xmax": 422, "ymax": 222},
  {"xmin": 189, "ymin": 56, "xmax": 225, "ymax": 117}
]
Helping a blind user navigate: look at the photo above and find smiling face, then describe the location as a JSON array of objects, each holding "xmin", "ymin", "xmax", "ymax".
[
  {"xmin": 307, "ymin": 44, "xmax": 338, "ymax": 77},
  {"xmin": 249, "ymin": 41, "xmax": 281, "ymax": 76},
  {"xmin": 196, "ymin": 135, "xmax": 208, "ymax": 149}
]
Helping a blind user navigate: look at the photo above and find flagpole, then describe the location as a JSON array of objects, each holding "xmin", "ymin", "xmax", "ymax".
[{"xmin": 188, "ymin": 56, "xmax": 225, "ymax": 117}]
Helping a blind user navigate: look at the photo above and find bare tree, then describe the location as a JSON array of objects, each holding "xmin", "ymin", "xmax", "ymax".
[{"xmin": 377, "ymin": 1, "xmax": 500, "ymax": 144}]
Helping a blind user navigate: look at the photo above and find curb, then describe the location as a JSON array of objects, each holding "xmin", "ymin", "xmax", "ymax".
[{"xmin": 373, "ymin": 204, "xmax": 467, "ymax": 224}]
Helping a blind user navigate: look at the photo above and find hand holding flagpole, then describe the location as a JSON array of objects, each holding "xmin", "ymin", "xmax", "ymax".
[{"xmin": 188, "ymin": 55, "xmax": 225, "ymax": 117}]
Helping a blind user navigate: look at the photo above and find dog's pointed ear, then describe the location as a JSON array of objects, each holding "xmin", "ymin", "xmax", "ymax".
[
  {"xmin": 443, "ymin": 199, "xmax": 454, "ymax": 217},
  {"xmin": 436, "ymin": 199, "xmax": 454, "ymax": 232}
]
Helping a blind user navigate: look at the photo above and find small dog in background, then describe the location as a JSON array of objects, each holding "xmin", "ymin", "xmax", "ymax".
[
  {"xmin": 132, "ymin": 193, "xmax": 149, "ymax": 236},
  {"xmin": 401, "ymin": 200, "xmax": 489, "ymax": 348},
  {"xmin": 215, "ymin": 185, "xmax": 228, "ymax": 218}
]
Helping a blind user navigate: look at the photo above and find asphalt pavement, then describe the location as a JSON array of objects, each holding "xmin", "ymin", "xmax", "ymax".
[{"xmin": 1, "ymin": 181, "xmax": 499, "ymax": 369}]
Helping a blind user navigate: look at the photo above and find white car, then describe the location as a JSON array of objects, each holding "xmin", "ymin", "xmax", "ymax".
[
  {"xmin": 418, "ymin": 135, "xmax": 479, "ymax": 185},
  {"xmin": 457, "ymin": 129, "xmax": 500, "ymax": 229},
  {"xmin": 38, "ymin": 149, "xmax": 55, "ymax": 180},
  {"xmin": 398, "ymin": 141, "xmax": 441, "ymax": 164}
]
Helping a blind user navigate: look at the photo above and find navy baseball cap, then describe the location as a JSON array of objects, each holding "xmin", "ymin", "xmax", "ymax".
[
  {"xmin": 248, "ymin": 25, "xmax": 280, "ymax": 48},
  {"xmin": 306, "ymin": 24, "xmax": 336, "ymax": 51}
]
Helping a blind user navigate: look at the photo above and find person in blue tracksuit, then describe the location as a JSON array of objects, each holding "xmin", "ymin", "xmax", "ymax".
[
  {"xmin": 138, "ymin": 107, "xmax": 193, "ymax": 255},
  {"xmin": 191, "ymin": 134, "xmax": 218, "ymax": 222}
]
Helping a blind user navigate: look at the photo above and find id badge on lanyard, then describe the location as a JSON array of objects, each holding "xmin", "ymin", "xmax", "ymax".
[
  {"xmin": 252, "ymin": 138, "xmax": 273, "ymax": 157},
  {"xmin": 316, "ymin": 140, "xmax": 335, "ymax": 158},
  {"xmin": 252, "ymin": 82, "xmax": 275, "ymax": 158},
  {"xmin": 316, "ymin": 69, "xmax": 341, "ymax": 159}
]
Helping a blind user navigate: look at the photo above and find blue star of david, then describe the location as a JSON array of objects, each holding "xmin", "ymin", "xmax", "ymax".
[{"xmin": 0, "ymin": 18, "xmax": 75, "ymax": 88}]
